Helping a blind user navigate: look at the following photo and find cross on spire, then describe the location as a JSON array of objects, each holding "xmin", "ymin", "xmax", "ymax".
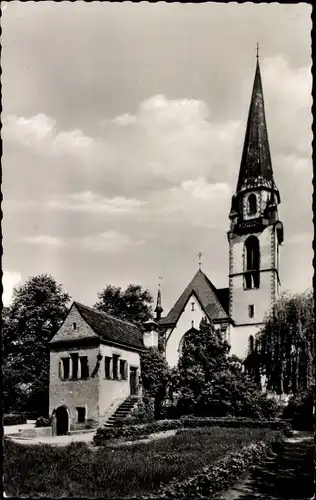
[
  {"xmin": 197, "ymin": 252, "xmax": 203, "ymax": 271},
  {"xmin": 256, "ymin": 42, "xmax": 259, "ymax": 60}
]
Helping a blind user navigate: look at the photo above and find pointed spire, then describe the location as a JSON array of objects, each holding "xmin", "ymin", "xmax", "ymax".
[
  {"xmin": 154, "ymin": 279, "xmax": 163, "ymax": 321},
  {"xmin": 236, "ymin": 50, "xmax": 277, "ymax": 194}
]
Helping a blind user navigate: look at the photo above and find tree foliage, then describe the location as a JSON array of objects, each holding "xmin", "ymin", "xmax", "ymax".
[
  {"xmin": 3, "ymin": 274, "xmax": 70, "ymax": 415},
  {"xmin": 172, "ymin": 319, "xmax": 281, "ymax": 418},
  {"xmin": 140, "ymin": 347, "xmax": 169, "ymax": 419},
  {"xmin": 256, "ymin": 291, "xmax": 314, "ymax": 395},
  {"xmin": 94, "ymin": 284, "xmax": 154, "ymax": 327}
]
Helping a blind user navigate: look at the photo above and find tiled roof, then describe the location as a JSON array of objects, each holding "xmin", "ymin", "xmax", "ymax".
[
  {"xmin": 51, "ymin": 302, "xmax": 143, "ymax": 350},
  {"xmin": 76, "ymin": 302, "xmax": 143, "ymax": 349},
  {"xmin": 237, "ymin": 59, "xmax": 278, "ymax": 195},
  {"xmin": 159, "ymin": 270, "xmax": 231, "ymax": 327}
]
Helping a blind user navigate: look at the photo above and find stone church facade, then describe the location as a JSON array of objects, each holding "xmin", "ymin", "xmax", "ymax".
[
  {"xmin": 49, "ymin": 55, "xmax": 284, "ymax": 432},
  {"xmin": 158, "ymin": 55, "xmax": 284, "ymax": 365}
]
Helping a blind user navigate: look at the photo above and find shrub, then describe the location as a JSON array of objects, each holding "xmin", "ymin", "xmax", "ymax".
[
  {"xmin": 24, "ymin": 411, "xmax": 41, "ymax": 421},
  {"xmin": 36, "ymin": 416, "xmax": 52, "ymax": 428},
  {"xmin": 3, "ymin": 413, "xmax": 27, "ymax": 426},
  {"xmin": 282, "ymin": 389, "xmax": 314, "ymax": 430},
  {"xmin": 114, "ymin": 397, "xmax": 155, "ymax": 427},
  {"xmin": 4, "ymin": 428, "xmax": 280, "ymax": 498},
  {"xmin": 93, "ymin": 416, "xmax": 291, "ymax": 446},
  {"xmin": 140, "ymin": 439, "xmax": 275, "ymax": 499}
]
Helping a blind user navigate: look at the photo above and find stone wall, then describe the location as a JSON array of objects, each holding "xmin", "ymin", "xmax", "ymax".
[
  {"xmin": 98, "ymin": 344, "xmax": 141, "ymax": 423},
  {"xmin": 49, "ymin": 343, "xmax": 101, "ymax": 424}
]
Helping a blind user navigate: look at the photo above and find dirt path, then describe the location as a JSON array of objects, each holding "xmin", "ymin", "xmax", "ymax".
[
  {"xmin": 9, "ymin": 428, "xmax": 178, "ymax": 448},
  {"xmin": 10, "ymin": 431, "xmax": 95, "ymax": 447},
  {"xmin": 218, "ymin": 432, "xmax": 314, "ymax": 500}
]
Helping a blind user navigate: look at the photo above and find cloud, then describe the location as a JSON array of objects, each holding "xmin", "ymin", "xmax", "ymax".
[
  {"xmin": 2, "ymin": 270, "xmax": 22, "ymax": 306},
  {"xmin": 113, "ymin": 113, "xmax": 137, "ymax": 126},
  {"xmin": 172, "ymin": 178, "xmax": 231, "ymax": 202},
  {"xmin": 262, "ymin": 57, "xmax": 312, "ymax": 157},
  {"xmin": 2, "ymin": 113, "xmax": 95, "ymax": 157},
  {"xmin": 47, "ymin": 191, "xmax": 145, "ymax": 214},
  {"xmin": 108, "ymin": 95, "xmax": 242, "ymax": 187},
  {"xmin": 287, "ymin": 232, "xmax": 312, "ymax": 246},
  {"xmin": 22, "ymin": 235, "xmax": 67, "ymax": 247},
  {"xmin": 81, "ymin": 231, "xmax": 146, "ymax": 253},
  {"xmin": 144, "ymin": 178, "xmax": 232, "ymax": 230}
]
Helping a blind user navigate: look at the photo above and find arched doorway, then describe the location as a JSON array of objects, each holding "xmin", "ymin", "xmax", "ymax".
[{"xmin": 55, "ymin": 405, "xmax": 69, "ymax": 435}]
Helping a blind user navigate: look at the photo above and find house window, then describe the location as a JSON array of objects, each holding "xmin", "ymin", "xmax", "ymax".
[
  {"xmin": 220, "ymin": 326, "xmax": 227, "ymax": 342},
  {"xmin": 112, "ymin": 354, "xmax": 120, "ymax": 380},
  {"xmin": 120, "ymin": 360, "xmax": 127, "ymax": 380},
  {"xmin": 80, "ymin": 356, "xmax": 89, "ymax": 379},
  {"xmin": 76, "ymin": 407, "xmax": 86, "ymax": 423},
  {"xmin": 247, "ymin": 194, "xmax": 257, "ymax": 215},
  {"xmin": 61, "ymin": 357, "xmax": 70, "ymax": 380},
  {"xmin": 72, "ymin": 322, "xmax": 77, "ymax": 330},
  {"xmin": 71, "ymin": 353, "xmax": 79, "ymax": 380},
  {"xmin": 244, "ymin": 236, "xmax": 260, "ymax": 289},
  {"xmin": 191, "ymin": 302, "xmax": 195, "ymax": 311},
  {"xmin": 104, "ymin": 357, "xmax": 111, "ymax": 379},
  {"xmin": 248, "ymin": 305, "xmax": 255, "ymax": 318}
]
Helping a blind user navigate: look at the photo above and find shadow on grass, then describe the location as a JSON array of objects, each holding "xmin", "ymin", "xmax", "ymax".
[{"xmin": 229, "ymin": 435, "xmax": 314, "ymax": 500}]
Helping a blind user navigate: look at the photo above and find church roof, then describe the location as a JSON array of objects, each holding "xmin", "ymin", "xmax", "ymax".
[
  {"xmin": 159, "ymin": 270, "xmax": 231, "ymax": 327},
  {"xmin": 236, "ymin": 58, "xmax": 277, "ymax": 194},
  {"xmin": 50, "ymin": 301, "xmax": 143, "ymax": 350}
]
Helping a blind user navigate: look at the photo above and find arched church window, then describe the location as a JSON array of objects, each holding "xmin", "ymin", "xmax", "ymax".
[
  {"xmin": 248, "ymin": 335, "xmax": 254, "ymax": 353},
  {"xmin": 178, "ymin": 335, "xmax": 186, "ymax": 358},
  {"xmin": 247, "ymin": 194, "xmax": 257, "ymax": 215},
  {"xmin": 244, "ymin": 236, "xmax": 260, "ymax": 289}
]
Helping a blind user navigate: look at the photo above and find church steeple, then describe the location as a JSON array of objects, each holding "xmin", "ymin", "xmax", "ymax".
[
  {"xmin": 236, "ymin": 54, "xmax": 279, "ymax": 199},
  {"xmin": 229, "ymin": 52, "xmax": 281, "ymax": 231},
  {"xmin": 227, "ymin": 50, "xmax": 284, "ymax": 349}
]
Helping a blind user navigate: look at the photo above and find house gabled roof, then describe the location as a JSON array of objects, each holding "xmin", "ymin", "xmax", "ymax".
[
  {"xmin": 50, "ymin": 301, "xmax": 143, "ymax": 350},
  {"xmin": 159, "ymin": 270, "xmax": 231, "ymax": 327}
]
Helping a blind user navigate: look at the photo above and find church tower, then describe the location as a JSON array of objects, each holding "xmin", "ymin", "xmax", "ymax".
[{"xmin": 228, "ymin": 51, "xmax": 284, "ymax": 360}]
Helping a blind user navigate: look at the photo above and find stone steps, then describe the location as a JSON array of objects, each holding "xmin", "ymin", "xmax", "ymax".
[{"xmin": 104, "ymin": 396, "xmax": 139, "ymax": 427}]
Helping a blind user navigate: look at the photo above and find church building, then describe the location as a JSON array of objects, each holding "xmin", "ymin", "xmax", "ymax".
[
  {"xmin": 48, "ymin": 53, "xmax": 284, "ymax": 433},
  {"xmin": 158, "ymin": 54, "xmax": 284, "ymax": 366}
]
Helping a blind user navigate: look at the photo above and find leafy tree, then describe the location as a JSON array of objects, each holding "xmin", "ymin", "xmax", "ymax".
[
  {"xmin": 257, "ymin": 291, "xmax": 314, "ymax": 395},
  {"xmin": 3, "ymin": 274, "xmax": 70, "ymax": 415},
  {"xmin": 282, "ymin": 387, "xmax": 314, "ymax": 430},
  {"xmin": 174, "ymin": 319, "xmax": 281, "ymax": 418},
  {"xmin": 140, "ymin": 347, "xmax": 169, "ymax": 419},
  {"xmin": 94, "ymin": 284, "xmax": 154, "ymax": 327}
]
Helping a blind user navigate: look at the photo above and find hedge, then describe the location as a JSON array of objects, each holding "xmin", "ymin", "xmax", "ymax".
[
  {"xmin": 3, "ymin": 414, "xmax": 27, "ymax": 426},
  {"xmin": 35, "ymin": 416, "xmax": 52, "ymax": 428},
  {"xmin": 140, "ymin": 438, "xmax": 275, "ymax": 499},
  {"xmin": 93, "ymin": 416, "xmax": 291, "ymax": 446}
]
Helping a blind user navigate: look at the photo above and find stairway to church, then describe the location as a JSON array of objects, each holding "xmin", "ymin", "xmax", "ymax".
[{"xmin": 104, "ymin": 396, "xmax": 139, "ymax": 427}]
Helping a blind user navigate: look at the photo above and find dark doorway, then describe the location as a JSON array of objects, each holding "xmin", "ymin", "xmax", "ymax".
[
  {"xmin": 56, "ymin": 405, "xmax": 69, "ymax": 435},
  {"xmin": 130, "ymin": 367, "xmax": 138, "ymax": 396},
  {"xmin": 76, "ymin": 407, "xmax": 86, "ymax": 423}
]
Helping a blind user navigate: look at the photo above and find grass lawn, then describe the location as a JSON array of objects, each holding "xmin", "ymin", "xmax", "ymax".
[{"xmin": 4, "ymin": 427, "xmax": 277, "ymax": 498}]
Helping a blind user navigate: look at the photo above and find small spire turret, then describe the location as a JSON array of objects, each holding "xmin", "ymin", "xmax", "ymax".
[{"xmin": 154, "ymin": 278, "xmax": 163, "ymax": 321}]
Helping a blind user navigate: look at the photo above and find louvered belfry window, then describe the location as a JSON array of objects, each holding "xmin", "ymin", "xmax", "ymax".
[{"xmin": 244, "ymin": 236, "xmax": 260, "ymax": 289}]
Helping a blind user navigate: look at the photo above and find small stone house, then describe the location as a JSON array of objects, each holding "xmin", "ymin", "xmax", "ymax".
[{"xmin": 49, "ymin": 301, "xmax": 151, "ymax": 435}]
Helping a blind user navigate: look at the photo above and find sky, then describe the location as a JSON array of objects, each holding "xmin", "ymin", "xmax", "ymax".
[{"xmin": 2, "ymin": 2, "xmax": 313, "ymax": 313}]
